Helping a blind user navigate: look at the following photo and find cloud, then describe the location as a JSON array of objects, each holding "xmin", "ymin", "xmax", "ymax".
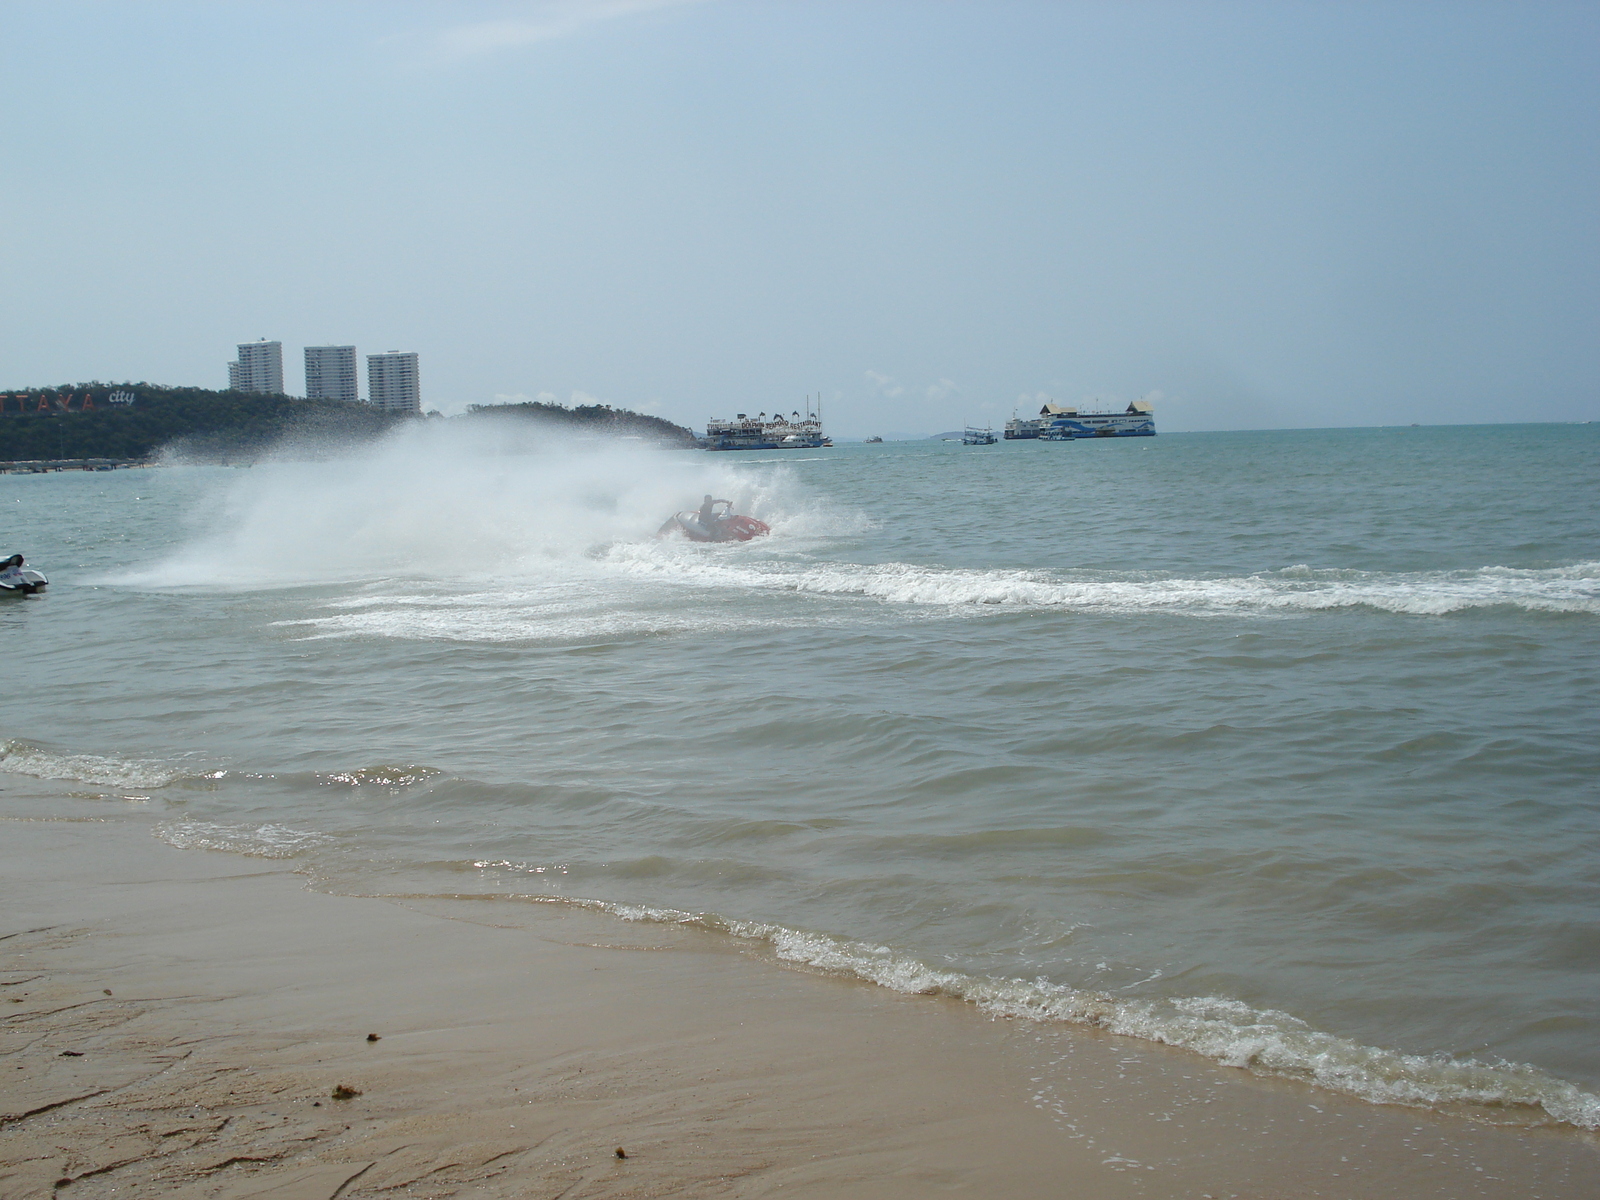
[
  {"xmin": 436, "ymin": 0, "xmax": 708, "ymax": 59},
  {"xmin": 865, "ymin": 369, "xmax": 904, "ymax": 398},
  {"xmin": 924, "ymin": 378, "xmax": 960, "ymax": 402}
]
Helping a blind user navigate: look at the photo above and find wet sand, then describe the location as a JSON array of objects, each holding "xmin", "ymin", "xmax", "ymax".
[{"xmin": 2, "ymin": 817, "xmax": 1594, "ymax": 1199}]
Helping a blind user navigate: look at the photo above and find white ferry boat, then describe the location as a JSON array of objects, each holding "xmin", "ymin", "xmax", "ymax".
[
  {"xmin": 1005, "ymin": 399, "xmax": 1156, "ymax": 440},
  {"xmin": 703, "ymin": 407, "xmax": 830, "ymax": 451}
]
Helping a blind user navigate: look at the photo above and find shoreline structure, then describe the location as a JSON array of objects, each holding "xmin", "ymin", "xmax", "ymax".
[{"xmin": 3, "ymin": 816, "xmax": 1595, "ymax": 1199}]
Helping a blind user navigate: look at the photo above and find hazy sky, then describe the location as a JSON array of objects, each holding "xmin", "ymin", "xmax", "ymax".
[{"xmin": 2, "ymin": 1, "xmax": 1595, "ymax": 435}]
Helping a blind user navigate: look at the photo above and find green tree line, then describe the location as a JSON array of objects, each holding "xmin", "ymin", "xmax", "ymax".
[
  {"xmin": 0, "ymin": 385, "xmax": 699, "ymax": 462},
  {"xmin": 462, "ymin": 400, "xmax": 699, "ymax": 446}
]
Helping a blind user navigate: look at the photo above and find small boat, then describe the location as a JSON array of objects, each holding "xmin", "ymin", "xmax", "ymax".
[
  {"xmin": 962, "ymin": 426, "xmax": 997, "ymax": 445},
  {"xmin": 657, "ymin": 499, "xmax": 771, "ymax": 543},
  {"xmin": 0, "ymin": 555, "xmax": 46, "ymax": 595},
  {"xmin": 864, "ymin": 436, "xmax": 883, "ymax": 444}
]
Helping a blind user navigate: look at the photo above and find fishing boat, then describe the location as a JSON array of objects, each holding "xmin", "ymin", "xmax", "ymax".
[{"xmin": 962, "ymin": 426, "xmax": 998, "ymax": 445}]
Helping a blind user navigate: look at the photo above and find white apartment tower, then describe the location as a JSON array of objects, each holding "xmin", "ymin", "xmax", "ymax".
[
  {"xmin": 304, "ymin": 345, "xmax": 359, "ymax": 403},
  {"xmin": 227, "ymin": 340, "xmax": 284, "ymax": 394},
  {"xmin": 367, "ymin": 351, "xmax": 420, "ymax": 414}
]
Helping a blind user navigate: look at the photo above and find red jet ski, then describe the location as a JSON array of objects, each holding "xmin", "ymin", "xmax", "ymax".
[{"xmin": 658, "ymin": 498, "xmax": 771, "ymax": 543}]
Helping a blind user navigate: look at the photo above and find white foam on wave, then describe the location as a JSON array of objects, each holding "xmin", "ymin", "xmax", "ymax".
[
  {"xmin": 552, "ymin": 896, "xmax": 1600, "ymax": 1129},
  {"xmin": 154, "ymin": 820, "xmax": 333, "ymax": 859},
  {"xmin": 0, "ymin": 739, "xmax": 188, "ymax": 789},
  {"xmin": 279, "ymin": 602, "xmax": 843, "ymax": 644},
  {"xmin": 657, "ymin": 558, "xmax": 1600, "ymax": 616},
  {"xmin": 269, "ymin": 553, "xmax": 1597, "ymax": 644},
  {"xmin": 141, "ymin": 806, "xmax": 1600, "ymax": 1128}
]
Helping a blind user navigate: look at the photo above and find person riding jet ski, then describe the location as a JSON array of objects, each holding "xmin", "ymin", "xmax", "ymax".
[
  {"xmin": 0, "ymin": 554, "xmax": 47, "ymax": 595},
  {"xmin": 657, "ymin": 496, "xmax": 771, "ymax": 543}
]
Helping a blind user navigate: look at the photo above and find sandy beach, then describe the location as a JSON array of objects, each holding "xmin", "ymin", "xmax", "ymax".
[{"xmin": 1, "ymin": 815, "xmax": 1593, "ymax": 1200}]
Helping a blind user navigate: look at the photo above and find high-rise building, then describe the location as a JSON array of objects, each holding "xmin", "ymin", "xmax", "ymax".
[
  {"xmin": 227, "ymin": 340, "xmax": 284, "ymax": 394},
  {"xmin": 367, "ymin": 351, "xmax": 420, "ymax": 414},
  {"xmin": 304, "ymin": 345, "xmax": 359, "ymax": 403}
]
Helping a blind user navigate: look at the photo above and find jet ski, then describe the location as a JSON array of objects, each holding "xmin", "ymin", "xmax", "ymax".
[
  {"xmin": 0, "ymin": 554, "xmax": 46, "ymax": 595},
  {"xmin": 657, "ymin": 499, "xmax": 771, "ymax": 543}
]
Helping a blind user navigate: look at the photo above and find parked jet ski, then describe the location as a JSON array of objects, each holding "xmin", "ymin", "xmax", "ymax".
[
  {"xmin": 0, "ymin": 554, "xmax": 46, "ymax": 595},
  {"xmin": 657, "ymin": 497, "xmax": 770, "ymax": 543}
]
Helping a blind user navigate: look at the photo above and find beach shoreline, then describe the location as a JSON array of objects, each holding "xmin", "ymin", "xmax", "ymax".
[{"xmin": 3, "ymin": 815, "xmax": 1595, "ymax": 1199}]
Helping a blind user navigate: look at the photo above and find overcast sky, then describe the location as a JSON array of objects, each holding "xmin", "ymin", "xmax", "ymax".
[{"xmin": 2, "ymin": 1, "xmax": 1595, "ymax": 435}]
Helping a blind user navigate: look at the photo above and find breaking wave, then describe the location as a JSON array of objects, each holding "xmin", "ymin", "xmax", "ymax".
[
  {"xmin": 556, "ymin": 895, "xmax": 1600, "ymax": 1130},
  {"xmin": 154, "ymin": 819, "xmax": 334, "ymax": 859},
  {"xmin": 137, "ymin": 798, "xmax": 1600, "ymax": 1129},
  {"xmin": 611, "ymin": 556, "xmax": 1600, "ymax": 616},
  {"xmin": 0, "ymin": 739, "xmax": 191, "ymax": 789},
  {"xmin": 265, "ymin": 554, "xmax": 1598, "ymax": 645}
]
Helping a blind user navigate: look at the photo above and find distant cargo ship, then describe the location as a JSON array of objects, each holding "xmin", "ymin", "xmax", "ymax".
[
  {"xmin": 703, "ymin": 407, "xmax": 830, "ymax": 450},
  {"xmin": 1005, "ymin": 400, "xmax": 1156, "ymax": 439}
]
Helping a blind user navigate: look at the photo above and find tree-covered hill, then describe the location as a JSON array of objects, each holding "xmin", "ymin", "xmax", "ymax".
[
  {"xmin": 461, "ymin": 400, "xmax": 699, "ymax": 446},
  {"xmin": 0, "ymin": 385, "xmax": 700, "ymax": 462},
  {"xmin": 0, "ymin": 384, "xmax": 406, "ymax": 463}
]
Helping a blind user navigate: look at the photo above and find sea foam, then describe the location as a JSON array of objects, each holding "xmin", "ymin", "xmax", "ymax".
[
  {"xmin": 154, "ymin": 820, "xmax": 334, "ymax": 859},
  {"xmin": 0, "ymin": 739, "xmax": 189, "ymax": 789},
  {"xmin": 621, "ymin": 557, "xmax": 1600, "ymax": 617},
  {"xmin": 555, "ymin": 895, "xmax": 1600, "ymax": 1130},
  {"xmin": 145, "ymin": 801, "xmax": 1600, "ymax": 1129}
]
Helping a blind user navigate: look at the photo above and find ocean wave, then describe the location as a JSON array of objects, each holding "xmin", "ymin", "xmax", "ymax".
[
  {"xmin": 0, "ymin": 740, "xmax": 189, "ymax": 789},
  {"xmin": 276, "ymin": 558, "xmax": 1599, "ymax": 645},
  {"xmin": 549, "ymin": 896, "xmax": 1600, "ymax": 1130},
  {"xmin": 315, "ymin": 764, "xmax": 442, "ymax": 789},
  {"xmin": 145, "ymin": 805, "xmax": 1600, "ymax": 1129},
  {"xmin": 711, "ymin": 559, "xmax": 1600, "ymax": 615},
  {"xmin": 154, "ymin": 820, "xmax": 334, "ymax": 859},
  {"xmin": 276, "ymin": 604, "xmax": 829, "ymax": 643}
]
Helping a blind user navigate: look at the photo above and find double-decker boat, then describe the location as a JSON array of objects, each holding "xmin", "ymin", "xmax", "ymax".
[
  {"xmin": 1005, "ymin": 399, "xmax": 1156, "ymax": 439},
  {"xmin": 703, "ymin": 408, "xmax": 830, "ymax": 451}
]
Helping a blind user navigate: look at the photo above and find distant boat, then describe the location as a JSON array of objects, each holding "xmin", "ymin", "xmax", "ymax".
[
  {"xmin": 962, "ymin": 426, "xmax": 997, "ymax": 445},
  {"xmin": 702, "ymin": 399, "xmax": 830, "ymax": 450},
  {"xmin": 864, "ymin": 436, "xmax": 883, "ymax": 444},
  {"xmin": 1007, "ymin": 398, "xmax": 1156, "ymax": 440}
]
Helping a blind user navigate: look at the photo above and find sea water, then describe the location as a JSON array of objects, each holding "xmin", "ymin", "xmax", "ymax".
[{"xmin": 2, "ymin": 420, "xmax": 1597, "ymax": 1128}]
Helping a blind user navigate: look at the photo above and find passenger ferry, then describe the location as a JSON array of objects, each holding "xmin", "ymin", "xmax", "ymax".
[
  {"xmin": 703, "ymin": 406, "xmax": 829, "ymax": 450},
  {"xmin": 1005, "ymin": 399, "xmax": 1156, "ymax": 439}
]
